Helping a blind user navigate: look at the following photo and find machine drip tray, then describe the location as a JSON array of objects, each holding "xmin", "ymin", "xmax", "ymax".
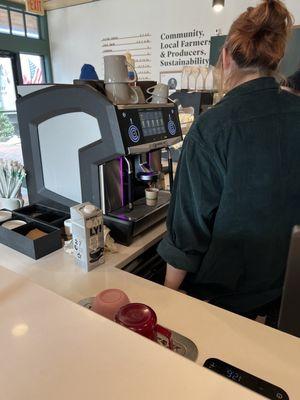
[
  {"xmin": 107, "ymin": 191, "xmax": 171, "ymax": 222},
  {"xmin": 78, "ymin": 297, "xmax": 198, "ymax": 362}
]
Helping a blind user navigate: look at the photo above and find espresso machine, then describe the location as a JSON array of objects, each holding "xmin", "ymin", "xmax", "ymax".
[{"xmin": 16, "ymin": 82, "xmax": 182, "ymax": 245}]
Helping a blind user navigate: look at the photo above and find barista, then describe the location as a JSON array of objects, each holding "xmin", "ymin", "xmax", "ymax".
[{"xmin": 158, "ymin": 0, "xmax": 300, "ymax": 322}]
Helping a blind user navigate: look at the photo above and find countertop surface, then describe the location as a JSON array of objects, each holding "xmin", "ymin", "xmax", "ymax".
[
  {"xmin": 1, "ymin": 224, "xmax": 300, "ymax": 398},
  {"xmin": 0, "ymin": 222, "xmax": 166, "ymax": 300},
  {"xmin": 0, "ymin": 265, "xmax": 264, "ymax": 400}
]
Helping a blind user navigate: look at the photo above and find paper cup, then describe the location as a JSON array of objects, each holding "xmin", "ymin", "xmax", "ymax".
[{"xmin": 145, "ymin": 188, "xmax": 159, "ymax": 206}]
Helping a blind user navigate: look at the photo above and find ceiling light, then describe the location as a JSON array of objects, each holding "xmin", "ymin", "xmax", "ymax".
[{"xmin": 213, "ymin": 0, "xmax": 225, "ymax": 12}]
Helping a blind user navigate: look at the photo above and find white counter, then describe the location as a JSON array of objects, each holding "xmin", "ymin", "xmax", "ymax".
[
  {"xmin": 0, "ymin": 222, "xmax": 166, "ymax": 300},
  {"xmin": 0, "ymin": 225, "xmax": 300, "ymax": 398},
  {"xmin": 0, "ymin": 266, "xmax": 264, "ymax": 400}
]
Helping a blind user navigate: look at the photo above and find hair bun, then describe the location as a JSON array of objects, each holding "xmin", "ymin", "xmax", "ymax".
[{"xmin": 226, "ymin": 0, "xmax": 294, "ymax": 70}]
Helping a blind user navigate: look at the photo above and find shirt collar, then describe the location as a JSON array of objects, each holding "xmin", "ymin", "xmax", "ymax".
[{"xmin": 221, "ymin": 77, "xmax": 279, "ymax": 102}]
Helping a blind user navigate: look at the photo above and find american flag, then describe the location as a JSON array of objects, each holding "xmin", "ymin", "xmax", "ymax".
[{"xmin": 22, "ymin": 59, "xmax": 43, "ymax": 84}]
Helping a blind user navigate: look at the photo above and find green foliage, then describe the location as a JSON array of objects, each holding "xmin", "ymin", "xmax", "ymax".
[{"xmin": 0, "ymin": 113, "xmax": 14, "ymax": 142}]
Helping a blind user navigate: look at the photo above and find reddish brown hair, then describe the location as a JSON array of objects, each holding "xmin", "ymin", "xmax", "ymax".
[{"xmin": 226, "ymin": 0, "xmax": 294, "ymax": 71}]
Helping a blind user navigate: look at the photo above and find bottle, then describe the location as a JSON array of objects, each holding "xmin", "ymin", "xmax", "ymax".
[
  {"xmin": 70, "ymin": 202, "xmax": 104, "ymax": 272},
  {"xmin": 125, "ymin": 52, "xmax": 136, "ymax": 83}
]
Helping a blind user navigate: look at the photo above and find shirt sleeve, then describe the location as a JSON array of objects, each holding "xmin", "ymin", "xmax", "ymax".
[{"xmin": 157, "ymin": 127, "xmax": 224, "ymax": 273}]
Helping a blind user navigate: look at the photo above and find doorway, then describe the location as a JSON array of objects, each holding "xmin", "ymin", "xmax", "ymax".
[{"xmin": 0, "ymin": 51, "xmax": 22, "ymax": 162}]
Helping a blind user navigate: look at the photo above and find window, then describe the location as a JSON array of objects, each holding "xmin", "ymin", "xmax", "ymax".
[
  {"xmin": 0, "ymin": 1, "xmax": 51, "ymax": 166},
  {"xmin": 25, "ymin": 14, "xmax": 39, "ymax": 39},
  {"xmin": 0, "ymin": 55, "xmax": 22, "ymax": 162},
  {"xmin": 0, "ymin": 8, "xmax": 9, "ymax": 34},
  {"xmin": 0, "ymin": 4, "xmax": 41, "ymax": 39},
  {"xmin": 20, "ymin": 53, "xmax": 45, "ymax": 84},
  {"xmin": 10, "ymin": 10, "xmax": 25, "ymax": 37},
  {"xmin": 0, "ymin": 57, "xmax": 16, "ymax": 112}
]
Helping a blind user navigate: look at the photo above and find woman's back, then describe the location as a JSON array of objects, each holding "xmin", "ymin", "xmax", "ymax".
[
  {"xmin": 158, "ymin": 0, "xmax": 299, "ymax": 317},
  {"xmin": 191, "ymin": 77, "xmax": 300, "ymax": 312}
]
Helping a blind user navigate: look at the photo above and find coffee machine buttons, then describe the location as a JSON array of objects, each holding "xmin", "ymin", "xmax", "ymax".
[
  {"xmin": 128, "ymin": 124, "xmax": 140, "ymax": 143},
  {"xmin": 168, "ymin": 120, "xmax": 177, "ymax": 136}
]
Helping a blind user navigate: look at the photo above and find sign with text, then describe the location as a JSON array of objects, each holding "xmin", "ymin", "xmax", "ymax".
[
  {"xmin": 160, "ymin": 29, "xmax": 210, "ymax": 68},
  {"xmin": 25, "ymin": 0, "xmax": 44, "ymax": 16}
]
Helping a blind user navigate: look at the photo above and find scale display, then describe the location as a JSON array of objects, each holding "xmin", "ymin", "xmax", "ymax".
[
  {"xmin": 204, "ymin": 358, "xmax": 289, "ymax": 400},
  {"xmin": 139, "ymin": 110, "xmax": 166, "ymax": 137}
]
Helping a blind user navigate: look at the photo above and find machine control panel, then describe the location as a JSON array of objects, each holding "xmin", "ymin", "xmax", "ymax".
[
  {"xmin": 204, "ymin": 358, "xmax": 289, "ymax": 400},
  {"xmin": 127, "ymin": 122, "xmax": 141, "ymax": 143},
  {"xmin": 167, "ymin": 108, "xmax": 177, "ymax": 136},
  {"xmin": 117, "ymin": 104, "xmax": 182, "ymax": 151},
  {"xmin": 168, "ymin": 119, "xmax": 177, "ymax": 135}
]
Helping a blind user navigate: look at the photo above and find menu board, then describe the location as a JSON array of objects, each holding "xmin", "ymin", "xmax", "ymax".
[{"xmin": 101, "ymin": 33, "xmax": 152, "ymax": 81}]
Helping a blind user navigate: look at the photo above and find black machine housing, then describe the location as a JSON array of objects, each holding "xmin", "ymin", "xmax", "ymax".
[{"xmin": 16, "ymin": 83, "xmax": 182, "ymax": 245}]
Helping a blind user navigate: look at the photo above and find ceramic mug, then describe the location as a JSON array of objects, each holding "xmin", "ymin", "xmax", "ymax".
[
  {"xmin": 105, "ymin": 83, "xmax": 139, "ymax": 105},
  {"xmin": 147, "ymin": 95, "xmax": 168, "ymax": 104},
  {"xmin": 104, "ymin": 55, "xmax": 137, "ymax": 84},
  {"xmin": 115, "ymin": 303, "xmax": 173, "ymax": 350},
  {"xmin": 133, "ymin": 86, "xmax": 146, "ymax": 104},
  {"xmin": 0, "ymin": 197, "xmax": 24, "ymax": 211},
  {"xmin": 146, "ymin": 83, "xmax": 169, "ymax": 99}
]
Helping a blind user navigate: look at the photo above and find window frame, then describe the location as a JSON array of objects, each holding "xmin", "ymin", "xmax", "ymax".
[
  {"xmin": 10, "ymin": 9, "xmax": 26, "ymax": 37},
  {"xmin": 0, "ymin": 6, "xmax": 11, "ymax": 34},
  {"xmin": 0, "ymin": 50, "xmax": 19, "ymax": 101},
  {"xmin": 20, "ymin": 52, "xmax": 47, "ymax": 84},
  {"xmin": 0, "ymin": 0, "xmax": 52, "ymax": 83}
]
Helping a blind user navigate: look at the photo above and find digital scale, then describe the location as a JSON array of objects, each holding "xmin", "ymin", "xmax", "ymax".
[{"xmin": 204, "ymin": 358, "xmax": 289, "ymax": 400}]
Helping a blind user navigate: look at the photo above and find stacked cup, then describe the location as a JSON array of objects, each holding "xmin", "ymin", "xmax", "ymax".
[
  {"xmin": 91, "ymin": 288, "xmax": 130, "ymax": 320},
  {"xmin": 104, "ymin": 55, "xmax": 140, "ymax": 105},
  {"xmin": 146, "ymin": 83, "xmax": 169, "ymax": 104},
  {"xmin": 91, "ymin": 289, "xmax": 173, "ymax": 349}
]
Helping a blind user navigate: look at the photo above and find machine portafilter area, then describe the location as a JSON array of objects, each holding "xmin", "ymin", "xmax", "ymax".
[
  {"xmin": 123, "ymin": 155, "xmax": 160, "ymax": 212},
  {"xmin": 123, "ymin": 149, "xmax": 174, "ymax": 213},
  {"xmin": 135, "ymin": 154, "xmax": 160, "ymax": 183},
  {"xmin": 135, "ymin": 149, "xmax": 174, "ymax": 191}
]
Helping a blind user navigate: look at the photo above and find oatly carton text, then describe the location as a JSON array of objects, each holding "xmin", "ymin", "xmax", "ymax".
[{"xmin": 70, "ymin": 202, "xmax": 104, "ymax": 272}]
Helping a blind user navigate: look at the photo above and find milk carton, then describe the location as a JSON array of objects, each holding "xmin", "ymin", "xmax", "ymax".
[{"xmin": 70, "ymin": 202, "xmax": 104, "ymax": 272}]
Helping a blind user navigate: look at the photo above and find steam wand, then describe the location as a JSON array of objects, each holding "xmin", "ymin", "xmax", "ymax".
[
  {"xmin": 166, "ymin": 147, "xmax": 174, "ymax": 192},
  {"xmin": 124, "ymin": 157, "xmax": 134, "ymax": 211}
]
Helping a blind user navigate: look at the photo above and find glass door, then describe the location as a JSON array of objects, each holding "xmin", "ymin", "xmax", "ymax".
[{"xmin": 0, "ymin": 53, "xmax": 22, "ymax": 162}]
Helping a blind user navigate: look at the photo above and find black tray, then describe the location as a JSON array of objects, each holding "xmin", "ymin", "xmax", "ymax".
[
  {"xmin": 14, "ymin": 203, "xmax": 69, "ymax": 228},
  {"xmin": 0, "ymin": 215, "xmax": 62, "ymax": 259}
]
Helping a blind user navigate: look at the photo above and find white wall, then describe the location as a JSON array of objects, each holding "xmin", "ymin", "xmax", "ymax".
[{"xmin": 47, "ymin": 0, "xmax": 300, "ymax": 83}]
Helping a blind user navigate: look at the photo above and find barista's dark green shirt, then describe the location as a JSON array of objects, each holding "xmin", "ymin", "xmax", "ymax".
[{"xmin": 158, "ymin": 77, "xmax": 300, "ymax": 313}]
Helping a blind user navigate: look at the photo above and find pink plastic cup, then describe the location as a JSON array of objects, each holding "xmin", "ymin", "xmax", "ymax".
[{"xmin": 91, "ymin": 289, "xmax": 130, "ymax": 320}]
